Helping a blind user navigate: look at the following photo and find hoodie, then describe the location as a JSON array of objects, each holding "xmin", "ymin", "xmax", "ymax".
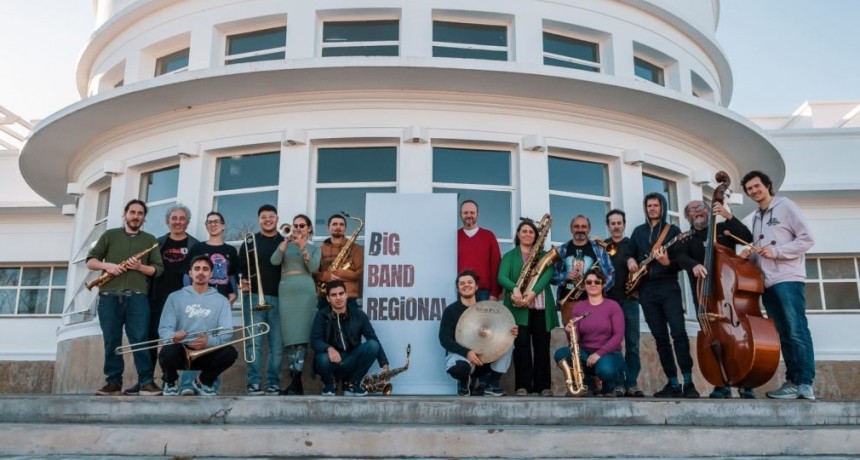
[
  {"xmin": 159, "ymin": 285, "xmax": 233, "ymax": 347},
  {"xmin": 627, "ymin": 193, "xmax": 683, "ymax": 283},
  {"xmin": 748, "ymin": 196, "xmax": 815, "ymax": 288}
]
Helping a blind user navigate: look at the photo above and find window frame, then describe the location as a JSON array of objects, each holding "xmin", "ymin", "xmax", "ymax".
[
  {"xmin": 212, "ymin": 150, "xmax": 281, "ymax": 241},
  {"xmin": 154, "ymin": 47, "xmax": 190, "ymax": 76},
  {"xmin": 320, "ymin": 19, "xmax": 400, "ymax": 57},
  {"xmin": 634, "ymin": 56, "xmax": 664, "ymax": 86},
  {"xmin": 805, "ymin": 256, "xmax": 860, "ymax": 312},
  {"xmin": 432, "ymin": 19, "xmax": 510, "ymax": 61},
  {"xmin": 542, "ymin": 31, "xmax": 601, "ymax": 72},
  {"xmin": 547, "ymin": 153, "xmax": 612, "ymax": 244},
  {"xmin": 140, "ymin": 165, "xmax": 180, "ymax": 238},
  {"xmin": 0, "ymin": 265, "xmax": 67, "ymax": 317},
  {"xmin": 224, "ymin": 26, "xmax": 287, "ymax": 65}
]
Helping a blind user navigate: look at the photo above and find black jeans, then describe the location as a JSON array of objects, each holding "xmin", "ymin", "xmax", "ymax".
[
  {"xmin": 639, "ymin": 280, "xmax": 693, "ymax": 380},
  {"xmin": 159, "ymin": 342, "xmax": 237, "ymax": 387},
  {"xmin": 513, "ymin": 308, "xmax": 551, "ymax": 393}
]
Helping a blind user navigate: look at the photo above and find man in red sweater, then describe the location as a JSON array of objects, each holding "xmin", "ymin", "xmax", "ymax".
[{"xmin": 457, "ymin": 200, "xmax": 502, "ymax": 301}]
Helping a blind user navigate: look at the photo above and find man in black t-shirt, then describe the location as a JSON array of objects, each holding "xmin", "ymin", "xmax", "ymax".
[{"xmin": 186, "ymin": 211, "xmax": 238, "ymax": 305}]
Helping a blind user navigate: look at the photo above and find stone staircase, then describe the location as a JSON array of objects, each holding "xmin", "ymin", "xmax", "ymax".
[{"xmin": 1, "ymin": 395, "xmax": 859, "ymax": 458}]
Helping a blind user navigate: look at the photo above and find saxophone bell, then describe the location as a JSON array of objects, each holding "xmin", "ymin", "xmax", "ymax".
[
  {"xmin": 558, "ymin": 312, "xmax": 591, "ymax": 397},
  {"xmin": 360, "ymin": 344, "xmax": 410, "ymax": 395}
]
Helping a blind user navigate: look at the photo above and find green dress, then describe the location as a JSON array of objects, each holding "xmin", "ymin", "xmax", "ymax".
[
  {"xmin": 497, "ymin": 247, "xmax": 559, "ymax": 330},
  {"xmin": 271, "ymin": 242, "xmax": 321, "ymax": 346}
]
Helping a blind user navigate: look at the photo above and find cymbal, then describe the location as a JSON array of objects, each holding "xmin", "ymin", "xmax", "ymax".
[{"xmin": 455, "ymin": 301, "xmax": 516, "ymax": 363}]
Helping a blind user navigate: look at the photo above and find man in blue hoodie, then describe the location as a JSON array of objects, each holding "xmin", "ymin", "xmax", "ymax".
[
  {"xmin": 626, "ymin": 193, "xmax": 698, "ymax": 398},
  {"xmin": 159, "ymin": 255, "xmax": 238, "ymax": 396}
]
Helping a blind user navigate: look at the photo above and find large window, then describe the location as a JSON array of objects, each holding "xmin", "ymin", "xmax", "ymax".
[
  {"xmin": 140, "ymin": 166, "xmax": 179, "ymax": 238},
  {"xmin": 642, "ymin": 173, "xmax": 679, "ymax": 226},
  {"xmin": 154, "ymin": 48, "xmax": 189, "ymax": 76},
  {"xmin": 0, "ymin": 266, "xmax": 67, "ymax": 316},
  {"xmin": 805, "ymin": 257, "xmax": 860, "ymax": 311},
  {"xmin": 315, "ymin": 146, "xmax": 397, "ymax": 237},
  {"xmin": 548, "ymin": 156, "xmax": 610, "ymax": 242},
  {"xmin": 321, "ymin": 20, "xmax": 399, "ymax": 57},
  {"xmin": 225, "ymin": 27, "xmax": 286, "ymax": 64},
  {"xmin": 214, "ymin": 152, "xmax": 280, "ymax": 240},
  {"xmin": 543, "ymin": 32, "xmax": 599, "ymax": 72},
  {"xmin": 433, "ymin": 21, "xmax": 508, "ymax": 61},
  {"xmin": 95, "ymin": 187, "xmax": 111, "ymax": 225},
  {"xmin": 634, "ymin": 56, "xmax": 664, "ymax": 86},
  {"xmin": 432, "ymin": 147, "xmax": 513, "ymax": 240}
]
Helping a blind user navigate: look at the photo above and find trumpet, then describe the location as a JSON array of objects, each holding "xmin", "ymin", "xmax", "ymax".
[{"xmin": 279, "ymin": 223, "xmax": 293, "ymax": 239}]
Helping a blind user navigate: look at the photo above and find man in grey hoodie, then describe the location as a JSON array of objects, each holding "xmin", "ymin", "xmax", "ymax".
[
  {"xmin": 158, "ymin": 255, "xmax": 238, "ymax": 396},
  {"xmin": 741, "ymin": 170, "xmax": 816, "ymax": 401}
]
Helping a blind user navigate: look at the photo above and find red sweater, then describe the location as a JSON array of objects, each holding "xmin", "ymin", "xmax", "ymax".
[{"xmin": 457, "ymin": 228, "xmax": 502, "ymax": 298}]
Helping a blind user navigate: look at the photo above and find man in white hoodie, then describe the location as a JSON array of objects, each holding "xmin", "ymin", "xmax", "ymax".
[
  {"xmin": 741, "ymin": 170, "xmax": 816, "ymax": 401},
  {"xmin": 159, "ymin": 255, "xmax": 238, "ymax": 396}
]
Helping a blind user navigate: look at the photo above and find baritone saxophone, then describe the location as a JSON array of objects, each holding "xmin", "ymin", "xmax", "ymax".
[{"xmin": 557, "ymin": 313, "xmax": 591, "ymax": 397}]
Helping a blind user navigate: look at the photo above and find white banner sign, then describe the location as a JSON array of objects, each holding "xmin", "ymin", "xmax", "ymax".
[{"xmin": 364, "ymin": 193, "xmax": 457, "ymax": 395}]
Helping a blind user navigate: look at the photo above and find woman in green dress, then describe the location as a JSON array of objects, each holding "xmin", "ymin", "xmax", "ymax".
[{"xmin": 271, "ymin": 213, "xmax": 320, "ymax": 395}]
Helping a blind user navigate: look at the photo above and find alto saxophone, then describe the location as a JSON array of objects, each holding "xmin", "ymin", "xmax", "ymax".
[
  {"xmin": 360, "ymin": 344, "xmax": 410, "ymax": 395},
  {"xmin": 557, "ymin": 313, "xmax": 591, "ymax": 397},
  {"xmin": 514, "ymin": 214, "xmax": 561, "ymax": 302},
  {"xmin": 317, "ymin": 211, "xmax": 364, "ymax": 296}
]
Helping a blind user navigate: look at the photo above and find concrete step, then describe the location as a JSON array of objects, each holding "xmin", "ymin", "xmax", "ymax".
[{"xmin": 1, "ymin": 395, "xmax": 859, "ymax": 458}]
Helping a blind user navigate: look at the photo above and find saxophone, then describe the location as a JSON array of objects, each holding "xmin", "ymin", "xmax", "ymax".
[
  {"xmin": 317, "ymin": 211, "xmax": 364, "ymax": 296},
  {"xmin": 360, "ymin": 344, "xmax": 410, "ymax": 395},
  {"xmin": 557, "ymin": 313, "xmax": 590, "ymax": 397},
  {"xmin": 514, "ymin": 214, "xmax": 561, "ymax": 298}
]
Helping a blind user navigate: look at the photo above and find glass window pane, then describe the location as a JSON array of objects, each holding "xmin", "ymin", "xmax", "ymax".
[
  {"xmin": 214, "ymin": 190, "xmax": 279, "ymax": 241},
  {"xmin": 321, "ymin": 46, "xmax": 399, "ymax": 57},
  {"xmin": 549, "ymin": 195, "xmax": 609, "ymax": 242},
  {"xmin": 548, "ymin": 157, "xmax": 608, "ymax": 196},
  {"xmin": 822, "ymin": 282, "xmax": 860, "ymax": 310},
  {"xmin": 96, "ymin": 188, "xmax": 111, "ymax": 221},
  {"xmin": 215, "ymin": 152, "xmax": 280, "ymax": 191},
  {"xmin": 432, "ymin": 46, "xmax": 507, "ymax": 61},
  {"xmin": 433, "ymin": 148, "xmax": 510, "ymax": 186},
  {"xmin": 49, "ymin": 289, "xmax": 65, "ymax": 314},
  {"xmin": 805, "ymin": 259, "xmax": 819, "ymax": 279},
  {"xmin": 226, "ymin": 52, "xmax": 286, "ymax": 64},
  {"xmin": 19, "ymin": 289, "xmax": 47, "ymax": 314},
  {"xmin": 155, "ymin": 48, "xmax": 189, "ymax": 76},
  {"xmin": 433, "ymin": 21, "xmax": 507, "ymax": 47},
  {"xmin": 433, "ymin": 188, "xmax": 512, "ymax": 240},
  {"xmin": 642, "ymin": 174, "xmax": 677, "ymax": 211},
  {"xmin": 634, "ymin": 57, "xmax": 663, "ymax": 85},
  {"xmin": 228, "ymin": 27, "xmax": 286, "ymax": 56},
  {"xmin": 21, "ymin": 267, "xmax": 50, "ymax": 287},
  {"xmin": 543, "ymin": 57, "xmax": 599, "ymax": 72},
  {"xmin": 0, "ymin": 268, "xmax": 20, "ymax": 286},
  {"xmin": 543, "ymin": 33, "xmax": 598, "ymax": 63},
  {"xmin": 805, "ymin": 283, "xmax": 822, "ymax": 310},
  {"xmin": 52, "ymin": 267, "xmax": 68, "ymax": 286},
  {"xmin": 317, "ymin": 147, "xmax": 396, "ymax": 183},
  {"xmin": 820, "ymin": 259, "xmax": 856, "ymax": 279},
  {"xmin": 0, "ymin": 290, "xmax": 17, "ymax": 314},
  {"xmin": 141, "ymin": 166, "xmax": 179, "ymax": 203},
  {"xmin": 323, "ymin": 21, "xmax": 399, "ymax": 43},
  {"xmin": 145, "ymin": 201, "xmax": 175, "ymax": 238},
  {"xmin": 315, "ymin": 187, "xmax": 396, "ymax": 238}
]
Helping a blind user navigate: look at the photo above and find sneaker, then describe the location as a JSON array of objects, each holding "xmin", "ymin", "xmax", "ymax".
[
  {"xmin": 614, "ymin": 388, "xmax": 625, "ymax": 397},
  {"xmin": 601, "ymin": 390, "xmax": 617, "ymax": 397},
  {"xmin": 739, "ymin": 388, "xmax": 757, "ymax": 399},
  {"xmin": 457, "ymin": 377, "xmax": 470, "ymax": 396},
  {"xmin": 122, "ymin": 383, "xmax": 140, "ymax": 396},
  {"xmin": 540, "ymin": 389, "xmax": 554, "ymax": 397},
  {"xmin": 484, "ymin": 382, "xmax": 504, "ymax": 397},
  {"xmin": 683, "ymin": 383, "xmax": 700, "ymax": 399},
  {"xmin": 471, "ymin": 382, "xmax": 485, "ymax": 397},
  {"xmin": 265, "ymin": 385, "xmax": 281, "ymax": 395},
  {"xmin": 139, "ymin": 382, "xmax": 163, "ymax": 396},
  {"xmin": 193, "ymin": 379, "xmax": 218, "ymax": 396},
  {"xmin": 344, "ymin": 382, "xmax": 367, "ymax": 397},
  {"xmin": 247, "ymin": 383, "xmax": 264, "ymax": 396},
  {"xmin": 709, "ymin": 386, "xmax": 732, "ymax": 399},
  {"xmin": 95, "ymin": 382, "xmax": 122, "ymax": 396},
  {"xmin": 321, "ymin": 383, "xmax": 336, "ymax": 396},
  {"xmin": 766, "ymin": 381, "xmax": 799, "ymax": 400},
  {"xmin": 653, "ymin": 383, "xmax": 683, "ymax": 398},
  {"xmin": 625, "ymin": 387, "xmax": 645, "ymax": 397},
  {"xmin": 515, "ymin": 388, "xmax": 529, "ymax": 396},
  {"xmin": 162, "ymin": 382, "xmax": 179, "ymax": 396},
  {"xmin": 179, "ymin": 380, "xmax": 197, "ymax": 396},
  {"xmin": 798, "ymin": 384, "xmax": 816, "ymax": 401}
]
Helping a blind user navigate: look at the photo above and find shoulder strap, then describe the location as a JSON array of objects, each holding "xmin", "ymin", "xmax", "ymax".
[{"xmin": 651, "ymin": 224, "xmax": 671, "ymax": 251}]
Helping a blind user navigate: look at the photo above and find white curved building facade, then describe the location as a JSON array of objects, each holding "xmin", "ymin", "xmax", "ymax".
[{"xmin": 8, "ymin": 0, "xmax": 858, "ymax": 395}]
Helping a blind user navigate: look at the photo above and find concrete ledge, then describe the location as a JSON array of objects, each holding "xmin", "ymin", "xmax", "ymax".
[{"xmin": 2, "ymin": 423, "xmax": 859, "ymax": 458}]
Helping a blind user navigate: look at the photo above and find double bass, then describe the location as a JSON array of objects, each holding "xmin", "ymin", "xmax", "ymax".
[{"xmin": 696, "ymin": 171, "xmax": 781, "ymax": 389}]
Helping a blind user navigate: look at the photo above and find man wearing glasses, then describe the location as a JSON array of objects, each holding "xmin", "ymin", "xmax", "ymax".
[{"xmin": 186, "ymin": 211, "xmax": 239, "ymax": 306}]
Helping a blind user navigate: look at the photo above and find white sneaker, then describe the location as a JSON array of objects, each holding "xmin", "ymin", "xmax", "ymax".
[
  {"xmin": 766, "ymin": 381, "xmax": 799, "ymax": 399},
  {"xmin": 798, "ymin": 384, "xmax": 816, "ymax": 401}
]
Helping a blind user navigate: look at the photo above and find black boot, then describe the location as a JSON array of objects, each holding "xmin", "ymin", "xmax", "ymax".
[{"xmin": 280, "ymin": 371, "xmax": 304, "ymax": 395}]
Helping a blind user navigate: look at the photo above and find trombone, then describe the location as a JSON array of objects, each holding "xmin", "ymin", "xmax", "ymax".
[
  {"xmin": 115, "ymin": 323, "xmax": 270, "ymax": 364},
  {"xmin": 239, "ymin": 232, "xmax": 273, "ymax": 364}
]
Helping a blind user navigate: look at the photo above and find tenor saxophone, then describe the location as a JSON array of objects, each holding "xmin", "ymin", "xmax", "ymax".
[
  {"xmin": 317, "ymin": 211, "xmax": 364, "ymax": 296},
  {"xmin": 360, "ymin": 344, "xmax": 410, "ymax": 395},
  {"xmin": 514, "ymin": 214, "xmax": 560, "ymax": 298},
  {"xmin": 557, "ymin": 313, "xmax": 590, "ymax": 397}
]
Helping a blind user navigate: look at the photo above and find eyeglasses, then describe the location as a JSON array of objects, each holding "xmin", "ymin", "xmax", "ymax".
[
  {"xmin": 293, "ymin": 223, "xmax": 308, "ymax": 229},
  {"xmin": 584, "ymin": 279, "xmax": 603, "ymax": 286},
  {"xmin": 205, "ymin": 220, "xmax": 223, "ymax": 226}
]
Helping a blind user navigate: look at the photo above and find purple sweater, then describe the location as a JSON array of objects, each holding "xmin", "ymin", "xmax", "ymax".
[{"xmin": 568, "ymin": 298, "xmax": 624, "ymax": 357}]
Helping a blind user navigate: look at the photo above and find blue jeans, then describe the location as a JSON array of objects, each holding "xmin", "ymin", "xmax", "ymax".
[
  {"xmin": 639, "ymin": 281, "xmax": 693, "ymax": 379},
  {"xmin": 243, "ymin": 294, "xmax": 284, "ymax": 388},
  {"xmin": 617, "ymin": 299, "xmax": 641, "ymax": 389},
  {"xmin": 762, "ymin": 282, "xmax": 815, "ymax": 385},
  {"xmin": 554, "ymin": 347, "xmax": 624, "ymax": 393},
  {"xmin": 314, "ymin": 340, "xmax": 381, "ymax": 385},
  {"xmin": 97, "ymin": 292, "xmax": 154, "ymax": 386}
]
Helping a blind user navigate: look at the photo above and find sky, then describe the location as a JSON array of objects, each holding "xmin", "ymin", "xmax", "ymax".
[{"xmin": 1, "ymin": 0, "xmax": 858, "ymax": 122}]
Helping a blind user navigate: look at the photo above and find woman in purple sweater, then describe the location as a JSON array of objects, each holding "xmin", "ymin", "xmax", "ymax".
[{"xmin": 553, "ymin": 270, "xmax": 625, "ymax": 396}]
